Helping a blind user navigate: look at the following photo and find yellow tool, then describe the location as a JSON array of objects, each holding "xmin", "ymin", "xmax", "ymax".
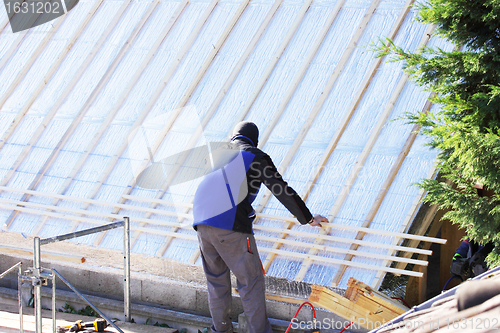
[{"xmin": 60, "ymin": 318, "xmax": 107, "ymax": 332}]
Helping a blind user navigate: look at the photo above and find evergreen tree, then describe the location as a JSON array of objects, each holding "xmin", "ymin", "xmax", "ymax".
[{"xmin": 375, "ymin": 0, "xmax": 500, "ymax": 266}]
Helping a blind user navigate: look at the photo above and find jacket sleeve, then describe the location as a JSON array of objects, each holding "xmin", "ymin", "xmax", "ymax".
[{"xmin": 257, "ymin": 154, "xmax": 313, "ymax": 224}]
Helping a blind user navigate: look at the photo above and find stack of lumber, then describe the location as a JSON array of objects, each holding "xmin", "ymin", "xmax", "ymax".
[{"xmin": 308, "ymin": 278, "xmax": 409, "ymax": 329}]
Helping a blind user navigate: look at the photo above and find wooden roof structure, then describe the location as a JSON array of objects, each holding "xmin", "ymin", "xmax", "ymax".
[{"xmin": 0, "ymin": 0, "xmax": 449, "ymax": 289}]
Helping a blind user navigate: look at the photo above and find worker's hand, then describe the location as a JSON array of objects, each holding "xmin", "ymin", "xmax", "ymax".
[{"xmin": 309, "ymin": 214, "xmax": 328, "ymax": 227}]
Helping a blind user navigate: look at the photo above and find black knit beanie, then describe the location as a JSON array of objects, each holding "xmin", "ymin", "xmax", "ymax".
[{"xmin": 231, "ymin": 121, "xmax": 259, "ymax": 147}]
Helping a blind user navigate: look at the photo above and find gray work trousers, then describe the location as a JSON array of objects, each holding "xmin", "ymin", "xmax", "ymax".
[{"xmin": 196, "ymin": 224, "xmax": 272, "ymax": 333}]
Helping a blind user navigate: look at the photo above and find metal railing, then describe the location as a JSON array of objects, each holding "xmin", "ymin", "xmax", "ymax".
[
  {"xmin": 19, "ymin": 217, "xmax": 131, "ymax": 333},
  {"xmin": 0, "ymin": 261, "xmax": 23, "ymax": 332}
]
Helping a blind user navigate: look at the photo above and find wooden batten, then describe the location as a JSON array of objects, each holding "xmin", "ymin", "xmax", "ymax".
[
  {"xmin": 0, "ymin": 0, "xmax": 105, "ymax": 154},
  {"xmin": 309, "ymin": 278, "xmax": 408, "ymax": 329},
  {"xmin": 0, "ymin": 16, "xmax": 67, "ymax": 112},
  {"xmin": 1, "ymin": 0, "xmax": 137, "ymax": 192},
  {"xmin": 329, "ymin": 23, "xmax": 436, "ymax": 287},
  {"xmin": 293, "ymin": 0, "xmax": 383, "ymax": 283},
  {"xmin": 153, "ymin": 0, "xmax": 283, "ymax": 259},
  {"xmin": 230, "ymin": 0, "xmax": 313, "ymax": 127},
  {"xmin": 125, "ymin": 0, "xmax": 250, "ymax": 249},
  {"xmin": 0, "ymin": 245, "xmax": 85, "ymax": 264}
]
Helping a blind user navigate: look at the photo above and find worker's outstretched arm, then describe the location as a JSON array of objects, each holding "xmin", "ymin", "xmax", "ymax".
[{"xmin": 257, "ymin": 155, "xmax": 328, "ymax": 227}]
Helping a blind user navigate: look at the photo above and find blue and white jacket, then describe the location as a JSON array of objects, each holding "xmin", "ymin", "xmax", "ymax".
[{"xmin": 193, "ymin": 138, "xmax": 312, "ymax": 234}]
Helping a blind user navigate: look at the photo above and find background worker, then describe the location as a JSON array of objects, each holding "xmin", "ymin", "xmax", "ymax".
[{"xmin": 193, "ymin": 121, "xmax": 328, "ymax": 333}]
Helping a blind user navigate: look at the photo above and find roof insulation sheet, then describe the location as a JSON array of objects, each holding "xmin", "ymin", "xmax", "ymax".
[{"xmin": 0, "ymin": 0, "xmax": 451, "ymax": 289}]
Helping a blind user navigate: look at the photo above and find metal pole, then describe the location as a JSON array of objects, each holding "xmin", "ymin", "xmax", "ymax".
[
  {"xmin": 51, "ymin": 269, "xmax": 125, "ymax": 333},
  {"xmin": 18, "ymin": 263, "xmax": 23, "ymax": 333},
  {"xmin": 0, "ymin": 261, "xmax": 22, "ymax": 279},
  {"xmin": 34, "ymin": 237, "xmax": 42, "ymax": 333},
  {"xmin": 124, "ymin": 216, "xmax": 130, "ymax": 322},
  {"xmin": 41, "ymin": 220, "xmax": 125, "ymax": 245},
  {"xmin": 52, "ymin": 273, "xmax": 56, "ymax": 333}
]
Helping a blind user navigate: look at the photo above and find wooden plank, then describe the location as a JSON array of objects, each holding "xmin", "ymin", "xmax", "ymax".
[
  {"xmin": 82, "ymin": 0, "xmax": 219, "ymax": 219},
  {"xmin": 0, "ymin": 187, "xmax": 441, "ymax": 258},
  {"xmin": 0, "ymin": 0, "xmax": 105, "ymax": 152},
  {"xmin": 27, "ymin": 0, "xmax": 162, "ymax": 237},
  {"xmin": 0, "ymin": 194, "xmax": 427, "ymax": 266},
  {"xmin": 0, "ymin": 16, "xmax": 67, "ymax": 112},
  {"xmin": 136, "ymin": 0, "xmax": 285, "ymax": 257},
  {"xmin": 287, "ymin": 0, "xmax": 382, "ymax": 281},
  {"xmin": 124, "ymin": 0, "xmax": 250, "ymax": 249},
  {"xmin": 255, "ymin": 234, "xmax": 428, "ymax": 266},
  {"xmin": 0, "ymin": 245, "xmax": 85, "ymax": 264},
  {"xmin": 309, "ymin": 285, "xmax": 386, "ymax": 328},
  {"xmin": 231, "ymin": 0, "xmax": 313, "ymax": 126},
  {"xmin": 0, "ymin": 193, "xmax": 426, "ymax": 274},
  {"xmin": 256, "ymin": 0, "xmax": 345, "ymax": 272},
  {"xmin": 34, "ymin": 0, "xmax": 188, "ymax": 218},
  {"xmin": 0, "ymin": 0, "xmax": 136, "ymax": 188},
  {"xmin": 331, "ymin": 82, "xmax": 436, "ymax": 286},
  {"xmin": 258, "ymin": 0, "xmax": 345, "ymax": 146},
  {"xmin": 297, "ymin": 23, "xmax": 436, "ymax": 286},
  {"xmin": 122, "ymin": 195, "xmax": 445, "ymax": 244},
  {"xmin": 253, "ymin": 248, "xmax": 422, "ymax": 277},
  {"xmin": 0, "ymin": 200, "xmax": 422, "ymax": 275},
  {"xmin": 300, "ymin": 0, "xmax": 414, "ymax": 202},
  {"xmin": 0, "ymin": 197, "xmax": 191, "ymax": 225},
  {"xmin": 254, "ymin": 224, "xmax": 432, "ymax": 255},
  {"xmin": 0, "ymin": 202, "xmax": 200, "ymax": 241},
  {"xmin": 346, "ymin": 278, "xmax": 408, "ymax": 314}
]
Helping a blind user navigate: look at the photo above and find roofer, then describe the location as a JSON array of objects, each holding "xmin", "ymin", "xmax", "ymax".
[{"xmin": 193, "ymin": 121, "xmax": 328, "ymax": 333}]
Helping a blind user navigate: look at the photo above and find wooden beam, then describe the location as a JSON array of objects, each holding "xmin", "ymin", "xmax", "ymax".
[
  {"xmin": 0, "ymin": 195, "xmax": 429, "ymax": 267},
  {"xmin": 0, "ymin": 0, "xmax": 105, "ymax": 153},
  {"xmin": 256, "ymin": 234, "xmax": 428, "ymax": 266},
  {"xmin": 284, "ymin": 0, "xmax": 383, "ymax": 281},
  {"xmin": 253, "ymin": 224, "xmax": 432, "ymax": 255},
  {"xmin": 309, "ymin": 285, "xmax": 399, "ymax": 328},
  {"xmin": 252, "ymin": 247, "xmax": 422, "ymax": 277},
  {"xmin": 253, "ymin": 0, "xmax": 345, "ymax": 271},
  {"xmin": 0, "ymin": 16, "xmax": 67, "ymax": 112},
  {"xmin": 300, "ymin": 0, "xmax": 414, "ymax": 202},
  {"xmin": 80, "ymin": 0, "xmax": 220, "ymax": 245},
  {"xmin": 124, "ymin": 0, "xmax": 250, "ymax": 249},
  {"xmin": 122, "ymin": 195, "xmax": 445, "ymax": 244},
  {"xmin": 258, "ymin": 0, "xmax": 345, "ymax": 146},
  {"xmin": 296, "ymin": 22, "xmax": 436, "ymax": 286},
  {"xmin": 29, "ymin": 0, "xmax": 189, "ymax": 236},
  {"xmin": 0, "ymin": 201, "xmax": 423, "ymax": 275},
  {"xmin": 27, "ymin": 0, "xmax": 162, "ymax": 237},
  {"xmin": 331, "ymin": 78, "xmax": 436, "ymax": 285},
  {"xmin": 230, "ymin": 0, "xmax": 313, "ymax": 126},
  {"xmin": 0, "ymin": 245, "xmax": 85, "ymax": 264},
  {"xmin": 0, "ymin": 0, "xmax": 136, "ymax": 189}
]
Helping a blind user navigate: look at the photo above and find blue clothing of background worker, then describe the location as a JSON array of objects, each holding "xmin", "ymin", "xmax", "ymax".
[
  {"xmin": 451, "ymin": 238, "xmax": 494, "ymax": 279},
  {"xmin": 193, "ymin": 121, "xmax": 328, "ymax": 333}
]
